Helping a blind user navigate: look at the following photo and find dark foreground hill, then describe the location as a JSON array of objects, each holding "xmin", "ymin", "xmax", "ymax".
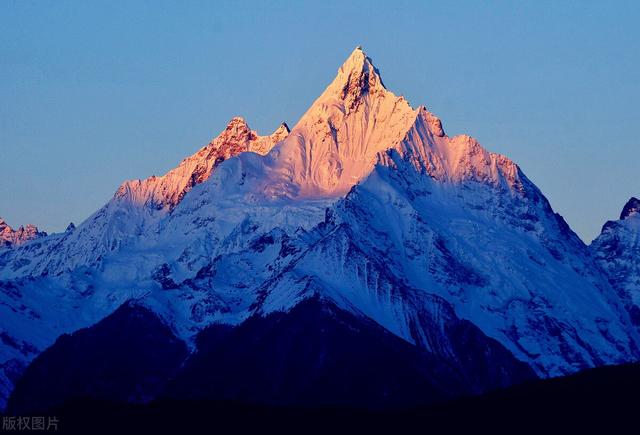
[{"xmin": 5, "ymin": 362, "xmax": 639, "ymax": 434}]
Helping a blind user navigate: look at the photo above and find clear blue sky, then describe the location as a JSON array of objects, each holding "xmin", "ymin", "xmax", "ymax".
[{"xmin": 1, "ymin": 0, "xmax": 638, "ymax": 242}]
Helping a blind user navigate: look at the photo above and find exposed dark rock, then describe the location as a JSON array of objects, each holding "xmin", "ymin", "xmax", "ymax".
[
  {"xmin": 165, "ymin": 297, "xmax": 534, "ymax": 408},
  {"xmin": 8, "ymin": 302, "xmax": 188, "ymax": 414}
]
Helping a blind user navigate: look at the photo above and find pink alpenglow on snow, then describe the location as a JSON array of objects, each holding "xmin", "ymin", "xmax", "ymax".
[
  {"xmin": 115, "ymin": 116, "xmax": 290, "ymax": 210},
  {"xmin": 217, "ymin": 47, "xmax": 527, "ymax": 200},
  {"xmin": 0, "ymin": 218, "xmax": 46, "ymax": 248}
]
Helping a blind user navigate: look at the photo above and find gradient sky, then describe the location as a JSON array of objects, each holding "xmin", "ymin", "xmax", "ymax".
[{"xmin": 1, "ymin": 0, "xmax": 639, "ymax": 242}]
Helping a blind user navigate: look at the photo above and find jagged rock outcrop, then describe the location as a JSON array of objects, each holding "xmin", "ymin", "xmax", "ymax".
[{"xmin": 0, "ymin": 218, "xmax": 46, "ymax": 248}]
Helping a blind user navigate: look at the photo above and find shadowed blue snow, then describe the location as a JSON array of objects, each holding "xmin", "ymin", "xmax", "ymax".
[{"xmin": 1, "ymin": 0, "xmax": 639, "ymax": 241}]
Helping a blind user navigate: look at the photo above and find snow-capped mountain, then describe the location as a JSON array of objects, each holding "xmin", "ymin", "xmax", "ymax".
[
  {"xmin": 0, "ymin": 117, "xmax": 288, "ymax": 278},
  {"xmin": 591, "ymin": 198, "xmax": 640, "ymax": 325},
  {"xmin": 152, "ymin": 47, "xmax": 639, "ymax": 376},
  {"xmin": 0, "ymin": 219, "xmax": 46, "ymax": 248},
  {"xmin": 1, "ymin": 47, "xmax": 638, "ymax": 411}
]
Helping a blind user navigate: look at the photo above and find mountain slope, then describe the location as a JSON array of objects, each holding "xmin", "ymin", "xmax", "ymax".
[
  {"xmin": 591, "ymin": 197, "xmax": 640, "ymax": 325},
  {"xmin": 255, "ymin": 152, "xmax": 638, "ymax": 376}
]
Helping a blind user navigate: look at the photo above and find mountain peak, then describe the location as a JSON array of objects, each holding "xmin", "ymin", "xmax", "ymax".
[
  {"xmin": 323, "ymin": 46, "xmax": 386, "ymax": 107},
  {"xmin": 228, "ymin": 116, "xmax": 248, "ymax": 125},
  {"xmin": 221, "ymin": 116, "xmax": 252, "ymax": 140},
  {"xmin": 343, "ymin": 45, "xmax": 367, "ymax": 66},
  {"xmin": 113, "ymin": 117, "xmax": 287, "ymax": 210},
  {"xmin": 620, "ymin": 197, "xmax": 640, "ymax": 220}
]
